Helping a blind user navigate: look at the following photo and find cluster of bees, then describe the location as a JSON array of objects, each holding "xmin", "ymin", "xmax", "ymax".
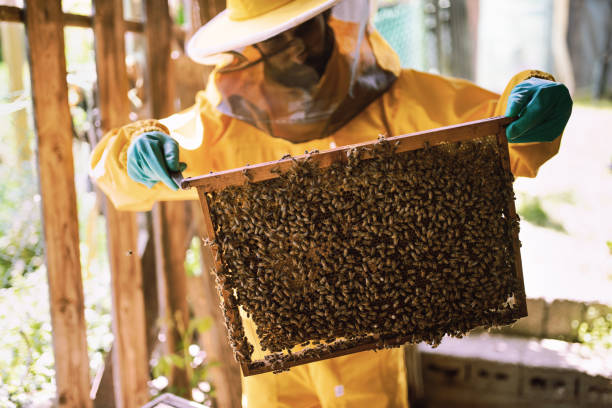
[{"xmin": 206, "ymin": 135, "xmax": 523, "ymax": 371}]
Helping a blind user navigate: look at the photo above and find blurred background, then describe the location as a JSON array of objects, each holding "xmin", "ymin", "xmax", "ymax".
[{"xmin": 0, "ymin": 0, "xmax": 610, "ymax": 407}]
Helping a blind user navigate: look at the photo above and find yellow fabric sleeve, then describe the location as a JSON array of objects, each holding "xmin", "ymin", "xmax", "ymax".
[
  {"xmin": 373, "ymin": 68, "xmax": 562, "ymax": 178},
  {"xmin": 89, "ymin": 119, "xmax": 197, "ymax": 211},
  {"xmin": 90, "ymin": 68, "xmax": 563, "ymax": 211}
]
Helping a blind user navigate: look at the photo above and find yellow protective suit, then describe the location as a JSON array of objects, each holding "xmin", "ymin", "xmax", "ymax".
[{"xmin": 90, "ymin": 29, "xmax": 561, "ymax": 408}]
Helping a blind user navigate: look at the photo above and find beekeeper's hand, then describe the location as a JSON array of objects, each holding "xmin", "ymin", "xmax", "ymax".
[
  {"xmin": 505, "ymin": 77, "xmax": 572, "ymax": 143},
  {"xmin": 127, "ymin": 131, "xmax": 186, "ymax": 190}
]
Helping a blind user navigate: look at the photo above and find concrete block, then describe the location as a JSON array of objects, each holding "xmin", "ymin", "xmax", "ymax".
[
  {"xmin": 470, "ymin": 359, "xmax": 520, "ymax": 395},
  {"xmin": 545, "ymin": 299, "xmax": 585, "ymax": 341},
  {"xmin": 421, "ymin": 353, "xmax": 467, "ymax": 387},
  {"xmin": 499, "ymin": 298, "xmax": 547, "ymax": 337},
  {"xmin": 520, "ymin": 366, "xmax": 579, "ymax": 402},
  {"xmin": 578, "ymin": 373, "xmax": 612, "ymax": 407}
]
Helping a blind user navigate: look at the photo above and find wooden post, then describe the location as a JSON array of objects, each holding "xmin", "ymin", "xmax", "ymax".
[
  {"xmin": 151, "ymin": 203, "xmax": 190, "ymax": 392},
  {"xmin": 193, "ymin": 0, "xmax": 225, "ymax": 30},
  {"xmin": 92, "ymin": 0, "xmax": 150, "ymax": 407},
  {"xmin": 143, "ymin": 0, "xmax": 174, "ymax": 120},
  {"xmin": 1, "ymin": 14, "xmax": 31, "ymax": 162},
  {"xmin": 23, "ymin": 1, "xmax": 92, "ymax": 407},
  {"xmin": 143, "ymin": 0, "xmax": 191, "ymax": 394}
]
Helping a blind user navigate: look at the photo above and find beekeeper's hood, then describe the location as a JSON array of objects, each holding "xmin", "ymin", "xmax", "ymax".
[{"xmin": 186, "ymin": 0, "xmax": 400, "ymax": 143}]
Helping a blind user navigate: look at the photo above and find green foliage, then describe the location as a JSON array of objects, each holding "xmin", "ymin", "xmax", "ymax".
[
  {"xmin": 0, "ymin": 115, "xmax": 110, "ymax": 407},
  {"xmin": 174, "ymin": 2, "xmax": 185, "ymax": 26},
  {"xmin": 575, "ymin": 306, "xmax": 612, "ymax": 350},
  {"xmin": 0, "ymin": 269, "xmax": 56, "ymax": 407},
  {"xmin": 0, "ymin": 62, "xmax": 41, "ymax": 288},
  {"xmin": 184, "ymin": 236, "xmax": 202, "ymax": 277},
  {"xmin": 517, "ymin": 195, "xmax": 566, "ymax": 232},
  {"xmin": 0, "ymin": 154, "xmax": 43, "ymax": 289},
  {"xmin": 0, "ymin": 202, "xmax": 111, "ymax": 408},
  {"xmin": 151, "ymin": 313, "xmax": 215, "ymax": 404},
  {"xmin": 0, "ymin": 51, "xmax": 50, "ymax": 406}
]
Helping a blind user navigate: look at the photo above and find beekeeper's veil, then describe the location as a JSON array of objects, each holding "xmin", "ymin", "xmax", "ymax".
[{"xmin": 187, "ymin": 0, "xmax": 398, "ymax": 142}]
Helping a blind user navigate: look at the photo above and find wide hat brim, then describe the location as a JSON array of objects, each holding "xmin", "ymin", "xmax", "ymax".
[{"xmin": 186, "ymin": 0, "xmax": 340, "ymax": 64}]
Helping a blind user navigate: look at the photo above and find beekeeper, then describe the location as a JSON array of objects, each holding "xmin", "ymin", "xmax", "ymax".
[{"xmin": 90, "ymin": 0, "xmax": 572, "ymax": 406}]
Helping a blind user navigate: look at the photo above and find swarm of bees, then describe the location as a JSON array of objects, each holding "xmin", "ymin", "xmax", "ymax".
[{"xmin": 206, "ymin": 135, "xmax": 524, "ymax": 373}]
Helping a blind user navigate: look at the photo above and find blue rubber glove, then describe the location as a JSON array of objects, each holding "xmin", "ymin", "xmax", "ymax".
[
  {"xmin": 127, "ymin": 131, "xmax": 186, "ymax": 190},
  {"xmin": 505, "ymin": 77, "xmax": 572, "ymax": 143}
]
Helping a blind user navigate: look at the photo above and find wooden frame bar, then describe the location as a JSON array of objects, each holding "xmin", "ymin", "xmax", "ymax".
[
  {"xmin": 495, "ymin": 128, "xmax": 528, "ymax": 318},
  {"xmin": 197, "ymin": 191, "xmax": 250, "ymax": 378},
  {"xmin": 0, "ymin": 5, "xmax": 144, "ymax": 31},
  {"xmin": 182, "ymin": 116, "xmax": 511, "ymax": 190},
  {"xmin": 187, "ymin": 116, "xmax": 526, "ymax": 376},
  {"xmin": 64, "ymin": 13, "xmax": 145, "ymax": 32},
  {"xmin": 0, "ymin": 4, "xmax": 21, "ymax": 22},
  {"xmin": 23, "ymin": 1, "xmax": 92, "ymax": 406}
]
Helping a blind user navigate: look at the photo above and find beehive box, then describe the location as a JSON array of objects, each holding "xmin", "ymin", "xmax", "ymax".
[{"xmin": 181, "ymin": 116, "xmax": 526, "ymax": 376}]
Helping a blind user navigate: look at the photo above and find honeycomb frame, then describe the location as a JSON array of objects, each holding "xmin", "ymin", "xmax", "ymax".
[{"xmin": 181, "ymin": 116, "xmax": 526, "ymax": 376}]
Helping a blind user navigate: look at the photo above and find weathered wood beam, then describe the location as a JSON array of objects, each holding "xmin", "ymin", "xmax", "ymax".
[
  {"xmin": 0, "ymin": 5, "xmax": 22, "ymax": 22},
  {"xmin": 143, "ymin": 0, "xmax": 190, "ymax": 394},
  {"xmin": 92, "ymin": 0, "xmax": 149, "ymax": 407},
  {"xmin": 104, "ymin": 206, "xmax": 149, "ymax": 408},
  {"xmin": 143, "ymin": 0, "xmax": 174, "ymax": 120},
  {"xmin": 64, "ymin": 13, "xmax": 145, "ymax": 32},
  {"xmin": 0, "ymin": 5, "xmax": 144, "ymax": 31},
  {"xmin": 69, "ymin": 14, "xmax": 144, "ymax": 32},
  {"xmin": 23, "ymin": 1, "xmax": 92, "ymax": 407},
  {"xmin": 151, "ymin": 202, "xmax": 191, "ymax": 390}
]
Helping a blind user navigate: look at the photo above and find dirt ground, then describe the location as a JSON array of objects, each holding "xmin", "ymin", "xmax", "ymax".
[{"xmin": 513, "ymin": 105, "xmax": 612, "ymax": 304}]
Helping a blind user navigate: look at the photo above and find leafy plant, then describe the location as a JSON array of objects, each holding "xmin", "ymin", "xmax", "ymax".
[
  {"xmin": 0, "ymin": 137, "xmax": 110, "ymax": 407},
  {"xmin": 184, "ymin": 236, "xmax": 202, "ymax": 277},
  {"xmin": 151, "ymin": 313, "xmax": 216, "ymax": 404},
  {"xmin": 0, "ymin": 269, "xmax": 55, "ymax": 407},
  {"xmin": 575, "ymin": 306, "xmax": 612, "ymax": 350},
  {"xmin": 517, "ymin": 195, "xmax": 566, "ymax": 232},
  {"xmin": 0, "ymin": 153, "xmax": 43, "ymax": 289}
]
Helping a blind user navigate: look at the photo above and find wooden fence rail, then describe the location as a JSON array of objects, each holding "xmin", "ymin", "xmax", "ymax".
[
  {"xmin": 92, "ymin": 0, "xmax": 151, "ymax": 406},
  {"xmin": 0, "ymin": 4, "xmax": 144, "ymax": 31}
]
